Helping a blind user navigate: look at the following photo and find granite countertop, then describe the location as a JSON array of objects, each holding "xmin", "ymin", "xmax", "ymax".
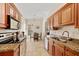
[
  {"xmin": 50, "ymin": 37, "xmax": 79, "ymax": 53},
  {"xmin": 0, "ymin": 36, "xmax": 26, "ymax": 52},
  {"xmin": 0, "ymin": 43, "xmax": 20, "ymax": 52}
]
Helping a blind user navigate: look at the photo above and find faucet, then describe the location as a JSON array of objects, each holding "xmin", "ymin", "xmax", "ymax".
[{"xmin": 62, "ymin": 31, "xmax": 69, "ymax": 38}]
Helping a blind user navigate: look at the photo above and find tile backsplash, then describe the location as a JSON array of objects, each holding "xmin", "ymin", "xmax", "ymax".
[{"xmin": 50, "ymin": 25, "xmax": 79, "ymax": 39}]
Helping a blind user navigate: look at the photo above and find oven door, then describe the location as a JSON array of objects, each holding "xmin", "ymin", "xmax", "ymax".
[{"xmin": 0, "ymin": 37, "xmax": 14, "ymax": 44}]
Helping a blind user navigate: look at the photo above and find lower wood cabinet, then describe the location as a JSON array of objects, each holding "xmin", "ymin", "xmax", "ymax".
[
  {"xmin": 48, "ymin": 38, "xmax": 79, "ymax": 56},
  {"xmin": 0, "ymin": 39, "xmax": 26, "ymax": 56},
  {"xmin": 48, "ymin": 38, "xmax": 53, "ymax": 55},
  {"xmin": 52, "ymin": 44, "xmax": 55, "ymax": 56},
  {"xmin": 0, "ymin": 46, "xmax": 20, "ymax": 56},
  {"xmin": 65, "ymin": 47, "xmax": 77, "ymax": 56},
  {"xmin": 54, "ymin": 43, "xmax": 64, "ymax": 56}
]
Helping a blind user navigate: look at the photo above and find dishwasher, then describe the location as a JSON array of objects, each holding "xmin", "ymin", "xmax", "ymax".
[
  {"xmin": 44, "ymin": 35, "xmax": 50, "ymax": 51},
  {"xmin": 44, "ymin": 37, "xmax": 48, "ymax": 50}
]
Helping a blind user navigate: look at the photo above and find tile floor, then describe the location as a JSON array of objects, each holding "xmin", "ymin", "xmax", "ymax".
[{"xmin": 26, "ymin": 36, "xmax": 49, "ymax": 56}]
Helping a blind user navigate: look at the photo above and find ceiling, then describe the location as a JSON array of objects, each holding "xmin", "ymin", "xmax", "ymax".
[{"xmin": 15, "ymin": 3, "xmax": 63, "ymax": 19}]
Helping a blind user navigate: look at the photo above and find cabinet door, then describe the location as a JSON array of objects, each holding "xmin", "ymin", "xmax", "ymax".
[
  {"xmin": 65, "ymin": 47, "xmax": 77, "ymax": 56},
  {"xmin": 0, "ymin": 3, "xmax": 6, "ymax": 28},
  {"xmin": 48, "ymin": 17, "xmax": 52, "ymax": 29},
  {"xmin": 53, "ymin": 12, "xmax": 62, "ymax": 29},
  {"xmin": 62, "ymin": 4, "xmax": 75, "ymax": 25},
  {"xmin": 54, "ymin": 44, "xmax": 64, "ymax": 56},
  {"xmin": 53, "ymin": 13, "xmax": 59, "ymax": 27},
  {"xmin": 10, "ymin": 5, "xmax": 14, "ymax": 17},
  {"xmin": 48, "ymin": 38, "xmax": 53, "ymax": 55},
  {"xmin": 77, "ymin": 4, "xmax": 79, "ymax": 28},
  {"xmin": 52, "ymin": 44, "xmax": 55, "ymax": 56},
  {"xmin": 14, "ymin": 11, "xmax": 19, "ymax": 21},
  {"xmin": 75, "ymin": 3, "xmax": 79, "ymax": 28}
]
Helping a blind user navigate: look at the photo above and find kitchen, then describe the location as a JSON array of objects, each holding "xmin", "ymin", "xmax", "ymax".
[{"xmin": 0, "ymin": 3, "xmax": 79, "ymax": 56}]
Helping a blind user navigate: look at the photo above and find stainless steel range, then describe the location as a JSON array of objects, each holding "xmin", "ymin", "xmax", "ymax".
[{"xmin": 0, "ymin": 32, "xmax": 17, "ymax": 44}]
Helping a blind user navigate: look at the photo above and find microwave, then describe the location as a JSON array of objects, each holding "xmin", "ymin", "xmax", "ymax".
[{"xmin": 7, "ymin": 15, "xmax": 20, "ymax": 30}]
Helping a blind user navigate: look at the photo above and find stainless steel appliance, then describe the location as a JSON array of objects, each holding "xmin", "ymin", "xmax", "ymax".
[
  {"xmin": 7, "ymin": 15, "xmax": 20, "ymax": 30},
  {"xmin": 0, "ymin": 33, "xmax": 17, "ymax": 44}
]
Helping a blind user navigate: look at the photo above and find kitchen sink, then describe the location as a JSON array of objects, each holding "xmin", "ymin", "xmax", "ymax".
[{"xmin": 51, "ymin": 35, "xmax": 73, "ymax": 43}]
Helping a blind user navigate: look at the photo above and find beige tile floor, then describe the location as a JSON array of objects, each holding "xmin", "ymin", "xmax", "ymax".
[{"xmin": 26, "ymin": 36, "xmax": 49, "ymax": 56}]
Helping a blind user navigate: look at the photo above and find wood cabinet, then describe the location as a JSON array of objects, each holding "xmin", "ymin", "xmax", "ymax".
[
  {"xmin": 48, "ymin": 38, "xmax": 55, "ymax": 56},
  {"xmin": 65, "ymin": 47, "xmax": 77, "ymax": 56},
  {"xmin": 8, "ymin": 4, "xmax": 14, "ymax": 17},
  {"xmin": 48, "ymin": 17, "xmax": 52, "ymax": 29},
  {"xmin": 48, "ymin": 38, "xmax": 79, "ymax": 56},
  {"xmin": 48, "ymin": 15, "xmax": 53, "ymax": 30},
  {"xmin": 0, "ymin": 46, "xmax": 20, "ymax": 56},
  {"xmin": 61, "ymin": 3, "xmax": 75, "ymax": 25},
  {"xmin": 0, "ymin": 3, "xmax": 22, "ymax": 28},
  {"xmin": 53, "ymin": 11, "xmax": 62, "ymax": 29},
  {"xmin": 6, "ymin": 3, "xmax": 21, "ymax": 21},
  {"xmin": 48, "ymin": 11, "xmax": 62, "ymax": 30},
  {"xmin": 48, "ymin": 38, "xmax": 54, "ymax": 55},
  {"xmin": 0, "ymin": 3, "xmax": 7, "ymax": 28},
  {"xmin": 74, "ymin": 3, "xmax": 79, "ymax": 28},
  {"xmin": 54, "ymin": 43, "xmax": 64, "ymax": 56},
  {"xmin": 0, "ymin": 39, "xmax": 26, "ymax": 56},
  {"xmin": 48, "ymin": 38, "xmax": 64, "ymax": 56},
  {"xmin": 48, "ymin": 3, "xmax": 77, "ymax": 29},
  {"xmin": 53, "ymin": 13, "xmax": 59, "ymax": 27}
]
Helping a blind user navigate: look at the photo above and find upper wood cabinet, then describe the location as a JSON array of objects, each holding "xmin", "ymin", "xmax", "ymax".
[
  {"xmin": 74, "ymin": 3, "xmax": 79, "ymax": 28},
  {"xmin": 0, "ymin": 3, "xmax": 22, "ymax": 28},
  {"xmin": 48, "ymin": 16, "xmax": 52, "ymax": 29},
  {"xmin": 61, "ymin": 3, "xmax": 75, "ymax": 25},
  {"xmin": 0, "ymin": 4, "xmax": 7, "ymax": 28},
  {"xmin": 53, "ymin": 13, "xmax": 59, "ymax": 27},
  {"xmin": 6, "ymin": 3, "xmax": 21, "ymax": 21},
  {"xmin": 48, "ymin": 3, "xmax": 77, "ymax": 29},
  {"xmin": 53, "ymin": 11, "xmax": 62, "ymax": 29},
  {"xmin": 9, "ymin": 5, "xmax": 14, "ymax": 17}
]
